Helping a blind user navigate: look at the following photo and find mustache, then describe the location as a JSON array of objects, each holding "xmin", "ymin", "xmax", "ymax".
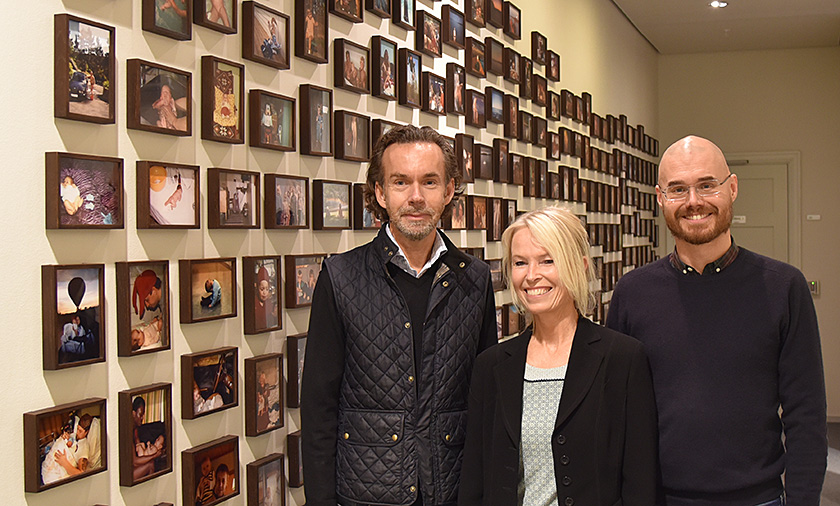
[{"xmin": 396, "ymin": 205, "xmax": 434, "ymax": 217}]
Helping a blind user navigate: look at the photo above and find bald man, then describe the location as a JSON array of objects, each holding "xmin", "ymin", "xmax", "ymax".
[{"xmin": 607, "ymin": 136, "xmax": 827, "ymax": 506}]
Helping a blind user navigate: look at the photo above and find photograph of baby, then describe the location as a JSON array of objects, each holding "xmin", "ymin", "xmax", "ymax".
[
  {"xmin": 148, "ymin": 164, "xmax": 196, "ymax": 227},
  {"xmin": 54, "ymin": 266, "xmax": 102, "ymax": 366},
  {"xmin": 56, "ymin": 156, "xmax": 120, "ymax": 227},
  {"xmin": 248, "ymin": 258, "xmax": 280, "ymax": 333},
  {"xmin": 273, "ymin": 176, "xmax": 307, "ymax": 227},
  {"xmin": 251, "ymin": 4, "xmax": 288, "ymax": 67},
  {"xmin": 126, "ymin": 386, "xmax": 170, "ymax": 485},
  {"xmin": 186, "ymin": 436, "xmax": 239, "ymax": 505},
  {"xmin": 36, "ymin": 401, "xmax": 104, "ymax": 489},
  {"xmin": 247, "ymin": 355, "xmax": 283, "ymax": 435},
  {"xmin": 189, "ymin": 260, "xmax": 235, "ymax": 319},
  {"xmin": 187, "ymin": 348, "xmax": 237, "ymax": 419},
  {"xmin": 153, "ymin": 0, "xmax": 189, "ymax": 37},
  {"xmin": 127, "ymin": 264, "xmax": 168, "ymax": 353},
  {"xmin": 137, "ymin": 62, "xmax": 189, "ymax": 133},
  {"xmin": 217, "ymin": 171, "xmax": 256, "ymax": 227}
]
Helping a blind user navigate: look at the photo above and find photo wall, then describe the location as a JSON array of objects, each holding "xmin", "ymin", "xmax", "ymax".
[{"xmin": 23, "ymin": 0, "xmax": 660, "ymax": 505}]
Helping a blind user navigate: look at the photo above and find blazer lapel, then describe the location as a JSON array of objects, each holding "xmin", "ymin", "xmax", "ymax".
[
  {"xmin": 494, "ymin": 330, "xmax": 531, "ymax": 446},
  {"xmin": 554, "ymin": 317, "xmax": 604, "ymax": 429}
]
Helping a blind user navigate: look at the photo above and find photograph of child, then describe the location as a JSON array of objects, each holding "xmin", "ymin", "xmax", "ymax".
[
  {"xmin": 254, "ymin": 358, "xmax": 282, "ymax": 433},
  {"xmin": 405, "ymin": 52, "xmax": 420, "ymax": 106},
  {"xmin": 129, "ymin": 388, "xmax": 168, "ymax": 482},
  {"xmin": 378, "ymin": 41, "xmax": 396, "ymax": 98},
  {"xmin": 471, "ymin": 196, "xmax": 487, "ymax": 229},
  {"xmin": 342, "ymin": 114, "xmax": 369, "ymax": 160},
  {"xmin": 154, "ymin": 0, "xmax": 189, "ymax": 36},
  {"xmin": 190, "ymin": 261, "xmax": 234, "ymax": 318},
  {"xmin": 258, "ymin": 94, "xmax": 293, "ymax": 149},
  {"xmin": 253, "ymin": 5, "xmax": 287, "ymax": 67},
  {"xmin": 333, "ymin": 0, "xmax": 361, "ymax": 19},
  {"xmin": 191, "ymin": 349, "xmax": 237, "ymax": 417},
  {"xmin": 322, "ymin": 182, "xmax": 350, "ymax": 228},
  {"xmin": 252, "ymin": 260, "xmax": 279, "ymax": 331},
  {"xmin": 217, "ymin": 172, "xmax": 256, "ymax": 226},
  {"xmin": 211, "ymin": 60, "xmax": 240, "ymax": 139},
  {"xmin": 274, "ymin": 177, "xmax": 307, "ymax": 227},
  {"xmin": 309, "ymin": 88, "xmax": 331, "ymax": 153},
  {"xmin": 294, "ymin": 258, "xmax": 323, "ymax": 306},
  {"xmin": 58, "ymin": 158, "xmax": 120, "ymax": 227},
  {"xmin": 303, "ymin": 0, "xmax": 326, "ymax": 60},
  {"xmin": 129, "ymin": 265, "xmax": 167, "ymax": 352},
  {"xmin": 192, "ymin": 438, "xmax": 238, "ymax": 504},
  {"xmin": 148, "ymin": 165, "xmax": 196, "ymax": 226},
  {"xmin": 450, "ymin": 198, "xmax": 466, "ymax": 229},
  {"xmin": 422, "ymin": 14, "xmax": 441, "ymax": 56},
  {"xmin": 66, "ymin": 19, "xmax": 111, "ymax": 119},
  {"xmin": 342, "ymin": 44, "xmax": 368, "ymax": 90},
  {"xmin": 451, "ymin": 65, "xmax": 464, "ymax": 113},
  {"xmin": 55, "ymin": 267, "xmax": 101, "ymax": 365},
  {"xmin": 427, "ymin": 75, "xmax": 444, "ymax": 114},
  {"xmin": 38, "ymin": 404, "xmax": 104, "ymax": 487},
  {"xmin": 138, "ymin": 63, "xmax": 189, "ymax": 132}
]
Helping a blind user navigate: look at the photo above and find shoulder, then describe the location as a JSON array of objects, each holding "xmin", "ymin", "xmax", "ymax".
[
  {"xmin": 737, "ymin": 248, "xmax": 805, "ymax": 283},
  {"xmin": 615, "ymin": 256, "xmax": 671, "ymax": 288},
  {"xmin": 475, "ymin": 330, "xmax": 529, "ymax": 367},
  {"xmin": 582, "ymin": 318, "xmax": 644, "ymax": 355}
]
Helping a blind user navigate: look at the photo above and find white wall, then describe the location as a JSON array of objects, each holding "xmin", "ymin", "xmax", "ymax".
[
  {"xmin": 658, "ymin": 47, "xmax": 840, "ymax": 418},
  {"xmin": 1, "ymin": 0, "xmax": 657, "ymax": 505}
]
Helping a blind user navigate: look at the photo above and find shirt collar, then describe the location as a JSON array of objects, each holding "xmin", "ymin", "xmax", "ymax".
[
  {"xmin": 669, "ymin": 238, "xmax": 740, "ymax": 275},
  {"xmin": 385, "ymin": 223, "xmax": 448, "ymax": 278}
]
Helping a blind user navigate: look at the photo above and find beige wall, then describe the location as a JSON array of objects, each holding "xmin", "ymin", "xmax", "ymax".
[
  {"xmin": 3, "ymin": 0, "xmax": 657, "ymax": 505},
  {"xmin": 658, "ymin": 47, "xmax": 840, "ymax": 418}
]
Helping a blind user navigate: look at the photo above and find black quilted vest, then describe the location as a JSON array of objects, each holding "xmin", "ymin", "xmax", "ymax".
[{"xmin": 325, "ymin": 227, "xmax": 490, "ymax": 506}]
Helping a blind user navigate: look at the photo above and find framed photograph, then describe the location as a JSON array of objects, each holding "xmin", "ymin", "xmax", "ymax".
[
  {"xmin": 286, "ymin": 333, "xmax": 308, "ymax": 408},
  {"xmin": 353, "ymin": 183, "xmax": 383, "ymax": 230},
  {"xmin": 487, "ymin": 258, "xmax": 504, "ymax": 290},
  {"xmin": 518, "ymin": 110, "xmax": 532, "ymax": 142},
  {"xmin": 519, "ymin": 57, "xmax": 532, "ymax": 100},
  {"xmin": 487, "ymin": 197, "xmax": 503, "ymax": 241},
  {"xmin": 127, "ymin": 59, "xmax": 191, "ymax": 135},
  {"xmin": 201, "ymin": 56, "xmax": 244, "ymax": 143},
  {"xmin": 444, "ymin": 197, "xmax": 467, "ymax": 230},
  {"xmin": 485, "ymin": 37, "xmax": 505, "ymax": 76},
  {"xmin": 465, "ymin": 89, "xmax": 486, "ymax": 129},
  {"xmin": 445, "ymin": 63, "xmax": 465, "ymax": 115},
  {"xmin": 503, "ymin": 1, "xmax": 520, "ymax": 40},
  {"xmin": 548, "ymin": 131, "xmax": 561, "ymax": 160},
  {"xmin": 285, "ymin": 254, "xmax": 326, "ymax": 308},
  {"xmin": 116, "ymin": 261, "xmax": 170, "ymax": 357},
  {"xmin": 182, "ymin": 436, "xmax": 240, "ymax": 505},
  {"xmin": 372, "ymin": 118, "xmax": 400, "ymax": 148},
  {"xmin": 465, "ymin": 0, "xmax": 485, "ymax": 28},
  {"xmin": 313, "ymin": 179, "xmax": 352, "ymax": 229},
  {"xmin": 366, "ymin": 0, "xmax": 390, "ymax": 17},
  {"xmin": 576, "ymin": 95, "xmax": 586, "ymax": 123},
  {"xmin": 533, "ymin": 116, "xmax": 547, "ymax": 147},
  {"xmin": 462, "ymin": 247, "xmax": 485, "ymax": 260},
  {"xmin": 533, "ymin": 74, "xmax": 547, "ymax": 107},
  {"xmin": 41, "ymin": 264, "xmax": 105, "ymax": 370},
  {"xmin": 245, "ymin": 354, "xmax": 284, "ymax": 436},
  {"xmin": 299, "ymin": 84, "xmax": 333, "ymax": 155},
  {"xmin": 330, "ymin": 0, "xmax": 363, "ymax": 22},
  {"xmin": 532, "ymin": 31, "xmax": 547, "ymax": 65},
  {"xmin": 242, "ymin": 2, "xmax": 290, "ymax": 70},
  {"xmin": 45, "ymin": 152, "xmax": 123, "ymax": 229},
  {"xmin": 179, "ymin": 258, "xmax": 237, "ymax": 323},
  {"xmin": 142, "ymin": 0, "xmax": 191, "ymax": 40},
  {"xmin": 398, "ymin": 48, "xmax": 422, "ymax": 108},
  {"xmin": 547, "ymin": 50, "xmax": 560, "ymax": 81},
  {"xmin": 549, "ymin": 168, "xmax": 560, "ymax": 200},
  {"xmin": 422, "ymin": 72, "xmax": 446, "ymax": 116},
  {"xmin": 371, "ymin": 36, "xmax": 397, "ymax": 100},
  {"xmin": 194, "ymin": 0, "xmax": 236, "ymax": 32},
  {"xmin": 503, "ymin": 94, "xmax": 519, "ymax": 138},
  {"xmin": 335, "ymin": 111, "xmax": 370, "ymax": 161},
  {"xmin": 467, "ymin": 195, "xmax": 487, "ymax": 230},
  {"xmin": 455, "ymin": 133, "xmax": 475, "ymax": 184},
  {"xmin": 465, "ymin": 37, "xmax": 486, "ymax": 78},
  {"xmin": 493, "ymin": 138, "xmax": 509, "ymax": 183},
  {"xmin": 181, "ymin": 347, "xmax": 238, "ymax": 419},
  {"xmin": 265, "ymin": 174, "xmax": 309, "ymax": 229},
  {"xmin": 247, "ymin": 453, "xmax": 286, "ymax": 506},
  {"xmin": 441, "ymin": 5, "xmax": 465, "ymax": 49},
  {"xmin": 416, "ymin": 10, "xmax": 442, "ymax": 58},
  {"xmin": 54, "ymin": 14, "xmax": 115, "ymax": 124},
  {"xmin": 505, "ymin": 198, "xmax": 517, "ymax": 228},
  {"xmin": 561, "ymin": 89, "xmax": 576, "ymax": 119},
  {"xmin": 486, "ymin": 86, "xmax": 504, "ymax": 124},
  {"xmin": 207, "ymin": 168, "xmax": 260, "ymax": 228},
  {"xmin": 391, "ymin": 0, "xmax": 415, "ymax": 30},
  {"xmin": 136, "ymin": 161, "xmax": 199, "ymax": 229},
  {"xmin": 288, "ymin": 430, "xmax": 303, "ymax": 487},
  {"xmin": 510, "ymin": 153, "xmax": 524, "ymax": 185},
  {"xmin": 524, "ymin": 157, "xmax": 537, "ymax": 197},
  {"xmin": 487, "ymin": 0, "xmax": 504, "ymax": 27},
  {"xmin": 24, "ymin": 397, "xmax": 107, "ymax": 492},
  {"xmin": 118, "ymin": 383, "xmax": 172, "ymax": 486},
  {"xmin": 504, "ymin": 47, "xmax": 520, "ymax": 84},
  {"xmin": 538, "ymin": 159, "xmax": 548, "ymax": 197},
  {"xmin": 475, "ymin": 143, "xmax": 494, "ymax": 180},
  {"xmin": 249, "ymin": 90, "xmax": 295, "ymax": 151},
  {"xmin": 548, "ymin": 90, "xmax": 561, "ymax": 120},
  {"xmin": 334, "ymin": 39, "xmax": 369, "ymax": 94},
  {"xmin": 243, "ymin": 257, "xmax": 282, "ymax": 334},
  {"xmin": 295, "ymin": 0, "xmax": 328, "ymax": 63}
]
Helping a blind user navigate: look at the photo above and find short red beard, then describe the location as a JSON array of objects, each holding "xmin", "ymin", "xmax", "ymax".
[{"xmin": 664, "ymin": 202, "xmax": 732, "ymax": 245}]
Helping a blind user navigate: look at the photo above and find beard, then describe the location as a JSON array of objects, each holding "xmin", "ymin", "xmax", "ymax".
[
  {"xmin": 664, "ymin": 201, "xmax": 732, "ymax": 245},
  {"xmin": 391, "ymin": 204, "xmax": 439, "ymax": 241}
]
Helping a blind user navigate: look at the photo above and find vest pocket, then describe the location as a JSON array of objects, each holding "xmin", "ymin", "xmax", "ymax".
[
  {"xmin": 338, "ymin": 409, "xmax": 404, "ymax": 446},
  {"xmin": 435, "ymin": 409, "xmax": 468, "ymax": 446}
]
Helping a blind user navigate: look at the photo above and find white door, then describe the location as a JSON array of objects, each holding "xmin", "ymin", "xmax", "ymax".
[{"xmin": 729, "ymin": 162, "xmax": 788, "ymax": 263}]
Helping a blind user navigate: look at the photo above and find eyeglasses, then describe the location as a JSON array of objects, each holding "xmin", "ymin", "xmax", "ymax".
[{"xmin": 658, "ymin": 174, "xmax": 733, "ymax": 202}]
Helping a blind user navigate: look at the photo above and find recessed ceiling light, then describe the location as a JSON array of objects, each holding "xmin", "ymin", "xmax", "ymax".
[{"xmin": 710, "ymin": 1, "xmax": 728, "ymax": 7}]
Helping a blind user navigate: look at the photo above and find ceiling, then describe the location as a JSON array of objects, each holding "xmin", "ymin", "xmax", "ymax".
[{"xmin": 611, "ymin": 0, "xmax": 840, "ymax": 54}]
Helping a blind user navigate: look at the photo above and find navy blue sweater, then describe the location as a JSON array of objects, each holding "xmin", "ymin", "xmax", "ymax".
[{"xmin": 606, "ymin": 248, "xmax": 827, "ymax": 505}]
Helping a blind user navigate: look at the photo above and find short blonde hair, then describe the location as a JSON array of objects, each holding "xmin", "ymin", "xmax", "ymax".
[{"xmin": 501, "ymin": 206, "xmax": 595, "ymax": 317}]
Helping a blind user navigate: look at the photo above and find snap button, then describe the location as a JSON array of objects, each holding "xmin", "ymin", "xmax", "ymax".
[
  {"xmin": 682, "ymin": 269, "xmax": 688, "ymax": 274},
  {"xmin": 388, "ymin": 251, "xmax": 394, "ymax": 256},
  {"xmin": 410, "ymin": 485, "xmax": 416, "ymax": 493},
  {"xmin": 562, "ymin": 475, "xmax": 571, "ymax": 486},
  {"xmin": 344, "ymin": 433, "xmax": 350, "ymax": 440},
  {"xmin": 560, "ymin": 454, "xmax": 570, "ymax": 465},
  {"xmin": 405, "ymin": 322, "xmax": 411, "ymax": 329},
  {"xmin": 445, "ymin": 434, "xmax": 451, "ymax": 442},
  {"xmin": 408, "ymin": 375, "xmax": 414, "ymax": 382},
  {"xmin": 556, "ymin": 434, "xmax": 566, "ymax": 445},
  {"xmin": 442, "ymin": 280, "xmax": 449, "ymax": 287},
  {"xmin": 715, "ymin": 267, "xmax": 720, "ymax": 272},
  {"xmin": 392, "ymin": 434, "xmax": 398, "ymax": 441},
  {"xmin": 459, "ymin": 262, "xmax": 465, "ymax": 268},
  {"xmin": 564, "ymin": 497, "xmax": 574, "ymax": 506}
]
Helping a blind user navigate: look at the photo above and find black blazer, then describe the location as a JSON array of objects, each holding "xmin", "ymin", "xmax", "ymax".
[{"xmin": 458, "ymin": 316, "xmax": 658, "ymax": 506}]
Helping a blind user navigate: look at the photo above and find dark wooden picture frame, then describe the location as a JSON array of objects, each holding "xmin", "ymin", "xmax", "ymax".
[
  {"xmin": 295, "ymin": 0, "xmax": 328, "ymax": 63},
  {"xmin": 465, "ymin": 89, "xmax": 486, "ymax": 129},
  {"xmin": 142, "ymin": 0, "xmax": 192, "ymax": 40},
  {"xmin": 533, "ymin": 74, "xmax": 547, "ymax": 107},
  {"xmin": 548, "ymin": 90, "xmax": 561, "ymax": 120},
  {"xmin": 445, "ymin": 62, "xmax": 465, "ymax": 115},
  {"xmin": 465, "ymin": 0, "xmax": 485, "ymax": 28},
  {"xmin": 45, "ymin": 152, "xmax": 124, "ymax": 230},
  {"xmin": 548, "ymin": 131, "xmax": 561, "ymax": 160},
  {"xmin": 493, "ymin": 138, "xmax": 510, "ymax": 183},
  {"xmin": 54, "ymin": 14, "xmax": 115, "ymax": 124},
  {"xmin": 487, "ymin": 0, "xmax": 504, "ymax": 27},
  {"xmin": 533, "ymin": 116, "xmax": 548, "ymax": 147},
  {"xmin": 353, "ymin": 183, "xmax": 383, "ymax": 229},
  {"xmin": 265, "ymin": 174, "xmax": 309, "ymax": 229},
  {"xmin": 285, "ymin": 254, "xmax": 326, "ymax": 308},
  {"xmin": 41, "ymin": 264, "xmax": 106, "ymax": 370},
  {"xmin": 287, "ymin": 431, "xmax": 304, "ymax": 487},
  {"xmin": 486, "ymin": 86, "xmax": 504, "ymax": 124},
  {"xmin": 115, "ymin": 260, "xmax": 170, "ymax": 357},
  {"xmin": 24, "ymin": 397, "xmax": 107, "ymax": 493},
  {"xmin": 181, "ymin": 347, "xmax": 238, "ymax": 419},
  {"xmin": 487, "ymin": 258, "xmax": 504, "ymax": 290},
  {"xmin": 422, "ymin": 72, "xmax": 446, "ymax": 116},
  {"xmin": 372, "ymin": 118, "xmax": 400, "ymax": 148},
  {"xmin": 127, "ymin": 59, "xmax": 191, "ymax": 136},
  {"xmin": 181, "ymin": 435, "xmax": 240, "ymax": 505},
  {"xmin": 485, "ymin": 37, "xmax": 505, "ymax": 76},
  {"xmin": 504, "ymin": 47, "xmax": 520, "ymax": 83},
  {"xmin": 201, "ymin": 55, "xmax": 244, "ymax": 143},
  {"xmin": 503, "ymin": 1, "xmax": 520, "ymax": 40},
  {"xmin": 547, "ymin": 49, "xmax": 560, "ymax": 81},
  {"xmin": 371, "ymin": 36, "xmax": 397, "ymax": 100},
  {"xmin": 208, "ymin": 168, "xmax": 260, "ymax": 229},
  {"xmin": 519, "ymin": 56, "xmax": 532, "ymax": 100},
  {"xmin": 391, "ymin": 0, "xmax": 415, "ymax": 30},
  {"xmin": 194, "ymin": 0, "xmax": 237, "ymax": 33},
  {"xmin": 245, "ymin": 353, "xmax": 285, "ymax": 436},
  {"xmin": 242, "ymin": 2, "xmax": 290, "ymax": 69},
  {"xmin": 179, "ymin": 258, "xmax": 237, "ymax": 323},
  {"xmin": 249, "ymin": 89, "xmax": 295, "ymax": 151},
  {"xmin": 444, "ymin": 196, "xmax": 467, "ymax": 230},
  {"xmin": 334, "ymin": 111, "xmax": 371, "ymax": 161},
  {"xmin": 334, "ymin": 38, "xmax": 370, "ymax": 94},
  {"xmin": 136, "ymin": 160, "xmax": 199, "ymax": 229},
  {"xmin": 247, "ymin": 453, "xmax": 286, "ymax": 506},
  {"xmin": 531, "ymin": 31, "xmax": 547, "ymax": 65},
  {"xmin": 503, "ymin": 93, "xmax": 519, "ymax": 138},
  {"xmin": 366, "ymin": 0, "xmax": 391, "ymax": 17},
  {"xmin": 299, "ymin": 84, "xmax": 333, "ymax": 155},
  {"xmin": 243, "ymin": 256, "xmax": 282, "ymax": 334},
  {"xmin": 510, "ymin": 153, "xmax": 524, "ymax": 185},
  {"xmin": 313, "ymin": 179, "xmax": 352, "ymax": 229},
  {"xmin": 416, "ymin": 10, "xmax": 442, "ymax": 58},
  {"xmin": 118, "ymin": 383, "xmax": 172, "ymax": 486},
  {"xmin": 286, "ymin": 333, "xmax": 308, "ymax": 408},
  {"xmin": 329, "ymin": 0, "xmax": 363, "ymax": 23},
  {"xmin": 475, "ymin": 143, "xmax": 494, "ymax": 180},
  {"xmin": 465, "ymin": 37, "xmax": 486, "ymax": 78},
  {"xmin": 455, "ymin": 133, "xmax": 475, "ymax": 183},
  {"xmin": 467, "ymin": 195, "xmax": 487, "ymax": 231},
  {"xmin": 398, "ymin": 48, "xmax": 423, "ymax": 108},
  {"xmin": 441, "ymin": 5, "xmax": 465, "ymax": 49},
  {"xmin": 487, "ymin": 197, "xmax": 504, "ymax": 241}
]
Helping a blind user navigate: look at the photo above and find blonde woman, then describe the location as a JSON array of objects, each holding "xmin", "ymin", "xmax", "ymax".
[{"xmin": 459, "ymin": 206, "xmax": 658, "ymax": 506}]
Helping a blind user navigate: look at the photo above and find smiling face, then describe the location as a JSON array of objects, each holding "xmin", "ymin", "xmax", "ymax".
[
  {"xmin": 258, "ymin": 279, "xmax": 270, "ymax": 302},
  {"xmin": 510, "ymin": 227, "xmax": 575, "ymax": 319}
]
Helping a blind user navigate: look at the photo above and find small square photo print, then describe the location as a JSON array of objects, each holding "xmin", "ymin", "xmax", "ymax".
[
  {"xmin": 136, "ymin": 161, "xmax": 199, "ymax": 228},
  {"xmin": 182, "ymin": 436, "xmax": 240, "ymax": 505},
  {"xmin": 181, "ymin": 348, "xmax": 239, "ymax": 419},
  {"xmin": 116, "ymin": 261, "xmax": 170, "ymax": 356},
  {"xmin": 46, "ymin": 152, "xmax": 124, "ymax": 229},
  {"xmin": 179, "ymin": 258, "xmax": 237, "ymax": 323}
]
